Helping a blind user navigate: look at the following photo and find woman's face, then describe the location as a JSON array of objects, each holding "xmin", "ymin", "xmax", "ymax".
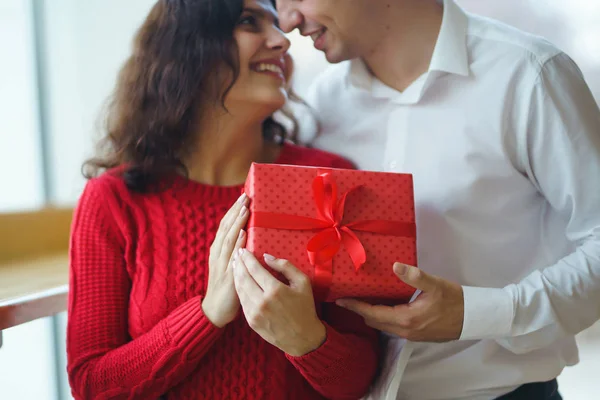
[{"xmin": 226, "ymin": 0, "xmax": 291, "ymax": 113}]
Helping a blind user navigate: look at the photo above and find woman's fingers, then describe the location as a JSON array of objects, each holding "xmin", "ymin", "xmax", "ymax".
[
  {"xmin": 211, "ymin": 193, "xmax": 248, "ymax": 258},
  {"xmin": 227, "ymin": 229, "xmax": 247, "ymax": 272},
  {"xmin": 221, "ymin": 203, "xmax": 249, "ymax": 264}
]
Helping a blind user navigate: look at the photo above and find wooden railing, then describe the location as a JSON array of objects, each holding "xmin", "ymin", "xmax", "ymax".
[{"xmin": 0, "ymin": 207, "xmax": 73, "ymax": 347}]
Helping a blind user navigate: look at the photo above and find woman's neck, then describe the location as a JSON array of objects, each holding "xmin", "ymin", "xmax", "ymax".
[{"xmin": 185, "ymin": 106, "xmax": 280, "ymax": 186}]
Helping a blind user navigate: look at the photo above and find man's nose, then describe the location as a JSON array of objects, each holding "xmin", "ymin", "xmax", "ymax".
[{"xmin": 276, "ymin": 0, "xmax": 303, "ymax": 34}]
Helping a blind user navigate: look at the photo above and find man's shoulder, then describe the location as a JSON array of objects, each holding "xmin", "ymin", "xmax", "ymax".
[{"xmin": 467, "ymin": 12, "xmax": 563, "ymax": 68}]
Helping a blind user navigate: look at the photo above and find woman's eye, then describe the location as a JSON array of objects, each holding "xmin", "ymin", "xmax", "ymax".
[{"xmin": 238, "ymin": 16, "xmax": 257, "ymax": 27}]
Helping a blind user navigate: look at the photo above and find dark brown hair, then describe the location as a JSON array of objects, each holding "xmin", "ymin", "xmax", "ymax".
[{"xmin": 84, "ymin": 0, "xmax": 300, "ymax": 192}]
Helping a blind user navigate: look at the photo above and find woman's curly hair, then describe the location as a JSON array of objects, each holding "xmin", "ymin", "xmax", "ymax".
[{"xmin": 84, "ymin": 0, "xmax": 300, "ymax": 192}]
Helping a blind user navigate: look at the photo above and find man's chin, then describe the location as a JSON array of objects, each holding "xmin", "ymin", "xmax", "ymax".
[
  {"xmin": 324, "ymin": 50, "xmax": 347, "ymax": 64},
  {"xmin": 322, "ymin": 44, "xmax": 355, "ymax": 64}
]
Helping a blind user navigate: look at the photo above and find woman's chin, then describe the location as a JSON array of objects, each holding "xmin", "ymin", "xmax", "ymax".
[
  {"xmin": 252, "ymin": 90, "xmax": 288, "ymax": 112},
  {"xmin": 227, "ymin": 87, "xmax": 288, "ymax": 116}
]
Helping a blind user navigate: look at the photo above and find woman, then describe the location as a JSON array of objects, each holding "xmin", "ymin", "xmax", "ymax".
[{"xmin": 66, "ymin": 0, "xmax": 379, "ymax": 399}]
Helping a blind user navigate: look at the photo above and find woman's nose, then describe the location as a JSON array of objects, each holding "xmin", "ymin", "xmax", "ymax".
[{"xmin": 266, "ymin": 28, "xmax": 291, "ymax": 53}]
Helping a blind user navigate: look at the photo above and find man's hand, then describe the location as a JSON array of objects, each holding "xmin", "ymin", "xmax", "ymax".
[
  {"xmin": 233, "ymin": 250, "xmax": 327, "ymax": 356},
  {"xmin": 336, "ymin": 263, "xmax": 464, "ymax": 342}
]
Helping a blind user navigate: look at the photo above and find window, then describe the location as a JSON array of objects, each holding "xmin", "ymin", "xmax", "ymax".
[
  {"xmin": 0, "ymin": 1, "xmax": 58, "ymax": 399},
  {"xmin": 0, "ymin": 0, "xmax": 44, "ymax": 212}
]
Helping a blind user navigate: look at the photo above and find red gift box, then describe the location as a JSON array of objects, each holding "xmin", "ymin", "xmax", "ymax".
[{"xmin": 244, "ymin": 163, "xmax": 418, "ymax": 303}]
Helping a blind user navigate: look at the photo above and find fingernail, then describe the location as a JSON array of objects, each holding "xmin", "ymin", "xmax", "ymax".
[
  {"xmin": 239, "ymin": 206, "xmax": 247, "ymax": 217},
  {"xmin": 237, "ymin": 193, "xmax": 247, "ymax": 204},
  {"xmin": 238, "ymin": 248, "xmax": 244, "ymax": 256},
  {"xmin": 394, "ymin": 263, "xmax": 407, "ymax": 275},
  {"xmin": 336, "ymin": 300, "xmax": 347, "ymax": 307},
  {"xmin": 263, "ymin": 253, "xmax": 276, "ymax": 261},
  {"xmin": 238, "ymin": 230, "xmax": 245, "ymax": 239}
]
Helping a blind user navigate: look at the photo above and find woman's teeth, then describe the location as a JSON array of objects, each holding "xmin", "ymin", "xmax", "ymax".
[{"xmin": 254, "ymin": 63, "xmax": 283, "ymax": 74}]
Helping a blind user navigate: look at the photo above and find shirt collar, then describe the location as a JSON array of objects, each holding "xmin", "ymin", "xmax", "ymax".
[
  {"xmin": 348, "ymin": 0, "xmax": 470, "ymax": 91},
  {"xmin": 429, "ymin": 0, "xmax": 469, "ymax": 76}
]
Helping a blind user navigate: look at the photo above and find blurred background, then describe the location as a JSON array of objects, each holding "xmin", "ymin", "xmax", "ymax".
[{"xmin": 0, "ymin": 0, "xmax": 599, "ymax": 398}]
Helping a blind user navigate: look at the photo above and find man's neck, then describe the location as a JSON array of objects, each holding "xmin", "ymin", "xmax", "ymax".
[{"xmin": 362, "ymin": 0, "xmax": 443, "ymax": 93}]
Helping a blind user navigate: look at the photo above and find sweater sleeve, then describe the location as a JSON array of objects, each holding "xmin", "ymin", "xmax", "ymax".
[
  {"xmin": 67, "ymin": 178, "xmax": 222, "ymax": 400},
  {"xmin": 286, "ymin": 303, "xmax": 379, "ymax": 400}
]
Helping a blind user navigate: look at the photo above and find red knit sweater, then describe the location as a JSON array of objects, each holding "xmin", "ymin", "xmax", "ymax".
[{"xmin": 67, "ymin": 143, "xmax": 379, "ymax": 400}]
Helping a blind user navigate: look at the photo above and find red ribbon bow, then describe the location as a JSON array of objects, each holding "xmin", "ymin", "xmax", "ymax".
[{"xmin": 248, "ymin": 170, "xmax": 416, "ymax": 299}]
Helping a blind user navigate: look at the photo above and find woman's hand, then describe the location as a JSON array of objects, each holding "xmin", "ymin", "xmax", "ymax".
[
  {"xmin": 233, "ymin": 250, "xmax": 327, "ymax": 357},
  {"xmin": 202, "ymin": 193, "xmax": 249, "ymax": 328}
]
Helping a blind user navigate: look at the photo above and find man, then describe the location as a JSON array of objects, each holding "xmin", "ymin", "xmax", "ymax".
[{"xmin": 276, "ymin": 0, "xmax": 600, "ymax": 399}]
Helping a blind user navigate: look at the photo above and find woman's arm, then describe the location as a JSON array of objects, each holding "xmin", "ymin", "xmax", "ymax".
[
  {"xmin": 67, "ymin": 179, "xmax": 222, "ymax": 400},
  {"xmin": 286, "ymin": 304, "xmax": 380, "ymax": 400},
  {"xmin": 232, "ymin": 251, "xmax": 379, "ymax": 400}
]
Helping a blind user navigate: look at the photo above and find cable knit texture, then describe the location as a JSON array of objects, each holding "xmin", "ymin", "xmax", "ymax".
[{"xmin": 67, "ymin": 143, "xmax": 379, "ymax": 400}]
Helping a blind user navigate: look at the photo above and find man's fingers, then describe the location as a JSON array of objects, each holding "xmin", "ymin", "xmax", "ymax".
[
  {"xmin": 364, "ymin": 320, "xmax": 409, "ymax": 338},
  {"xmin": 393, "ymin": 263, "xmax": 437, "ymax": 293},
  {"xmin": 335, "ymin": 299, "xmax": 398, "ymax": 325}
]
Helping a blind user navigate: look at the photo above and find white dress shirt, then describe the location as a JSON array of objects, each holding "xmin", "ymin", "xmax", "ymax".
[{"xmin": 302, "ymin": 0, "xmax": 600, "ymax": 399}]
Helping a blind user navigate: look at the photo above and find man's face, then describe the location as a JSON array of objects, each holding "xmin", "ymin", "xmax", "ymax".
[{"xmin": 276, "ymin": 0, "xmax": 373, "ymax": 63}]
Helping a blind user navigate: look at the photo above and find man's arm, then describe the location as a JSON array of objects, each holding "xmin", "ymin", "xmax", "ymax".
[
  {"xmin": 461, "ymin": 52, "xmax": 600, "ymax": 350},
  {"xmin": 337, "ymin": 53, "xmax": 600, "ymax": 348}
]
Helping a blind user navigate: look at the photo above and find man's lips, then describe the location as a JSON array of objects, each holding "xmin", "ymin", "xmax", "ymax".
[{"xmin": 311, "ymin": 28, "xmax": 327, "ymax": 50}]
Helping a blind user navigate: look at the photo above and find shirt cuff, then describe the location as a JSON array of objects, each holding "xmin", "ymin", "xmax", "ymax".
[{"xmin": 460, "ymin": 286, "xmax": 514, "ymax": 340}]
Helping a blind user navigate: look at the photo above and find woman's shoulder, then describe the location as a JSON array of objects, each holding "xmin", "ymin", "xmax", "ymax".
[
  {"xmin": 75, "ymin": 168, "xmax": 139, "ymax": 223},
  {"xmin": 81, "ymin": 167, "xmax": 129, "ymax": 198},
  {"xmin": 278, "ymin": 142, "xmax": 356, "ymax": 170}
]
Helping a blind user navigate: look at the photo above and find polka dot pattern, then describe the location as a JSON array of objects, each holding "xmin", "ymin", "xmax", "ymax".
[{"xmin": 245, "ymin": 164, "xmax": 418, "ymax": 302}]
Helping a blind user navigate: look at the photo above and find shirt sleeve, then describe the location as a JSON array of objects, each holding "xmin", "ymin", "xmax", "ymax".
[{"xmin": 460, "ymin": 52, "xmax": 600, "ymax": 351}]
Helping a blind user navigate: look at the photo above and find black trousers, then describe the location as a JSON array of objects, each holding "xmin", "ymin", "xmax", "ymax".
[
  {"xmin": 496, "ymin": 379, "xmax": 562, "ymax": 400},
  {"xmin": 158, "ymin": 380, "xmax": 562, "ymax": 400}
]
